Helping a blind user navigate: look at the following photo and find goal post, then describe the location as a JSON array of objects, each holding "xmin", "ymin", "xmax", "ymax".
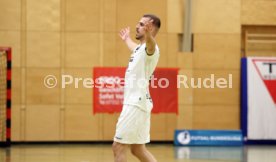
[{"xmin": 0, "ymin": 47, "xmax": 11, "ymax": 147}]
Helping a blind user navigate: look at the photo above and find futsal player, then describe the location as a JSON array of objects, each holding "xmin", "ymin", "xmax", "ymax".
[{"xmin": 112, "ymin": 14, "xmax": 161, "ymax": 162}]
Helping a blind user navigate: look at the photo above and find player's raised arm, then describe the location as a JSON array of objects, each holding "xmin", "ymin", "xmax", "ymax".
[
  {"xmin": 144, "ymin": 20, "xmax": 156, "ymax": 56},
  {"xmin": 119, "ymin": 27, "xmax": 138, "ymax": 52}
]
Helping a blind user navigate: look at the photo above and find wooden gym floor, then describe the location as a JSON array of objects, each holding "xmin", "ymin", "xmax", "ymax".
[{"xmin": 1, "ymin": 143, "xmax": 276, "ymax": 162}]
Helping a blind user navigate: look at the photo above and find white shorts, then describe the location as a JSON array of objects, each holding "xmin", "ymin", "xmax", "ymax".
[{"xmin": 114, "ymin": 105, "xmax": 151, "ymax": 144}]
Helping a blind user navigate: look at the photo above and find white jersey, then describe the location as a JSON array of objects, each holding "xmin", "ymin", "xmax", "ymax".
[{"xmin": 123, "ymin": 43, "xmax": 160, "ymax": 112}]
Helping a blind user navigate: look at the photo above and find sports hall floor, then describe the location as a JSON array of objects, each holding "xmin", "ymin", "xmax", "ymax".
[{"xmin": 1, "ymin": 143, "xmax": 276, "ymax": 162}]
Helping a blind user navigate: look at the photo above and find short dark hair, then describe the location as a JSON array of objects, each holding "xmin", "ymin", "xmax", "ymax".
[{"xmin": 143, "ymin": 14, "xmax": 161, "ymax": 29}]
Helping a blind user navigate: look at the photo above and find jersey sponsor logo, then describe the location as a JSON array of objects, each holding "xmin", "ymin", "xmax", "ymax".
[
  {"xmin": 134, "ymin": 46, "xmax": 141, "ymax": 53},
  {"xmin": 146, "ymin": 93, "xmax": 152, "ymax": 103},
  {"xmin": 126, "ymin": 56, "xmax": 134, "ymax": 73},
  {"xmin": 252, "ymin": 59, "xmax": 276, "ymax": 104},
  {"xmin": 129, "ymin": 56, "xmax": 134, "ymax": 62}
]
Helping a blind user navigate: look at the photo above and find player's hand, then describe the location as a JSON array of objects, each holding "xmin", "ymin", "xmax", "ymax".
[
  {"xmin": 119, "ymin": 27, "xmax": 130, "ymax": 41},
  {"xmin": 144, "ymin": 20, "xmax": 153, "ymax": 37}
]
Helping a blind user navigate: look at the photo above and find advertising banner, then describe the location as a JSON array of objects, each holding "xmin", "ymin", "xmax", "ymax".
[
  {"xmin": 241, "ymin": 57, "xmax": 276, "ymax": 140},
  {"xmin": 93, "ymin": 67, "xmax": 178, "ymax": 114},
  {"xmin": 174, "ymin": 130, "xmax": 243, "ymax": 146}
]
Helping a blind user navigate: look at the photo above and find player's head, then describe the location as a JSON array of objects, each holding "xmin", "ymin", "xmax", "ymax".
[{"xmin": 135, "ymin": 14, "xmax": 161, "ymax": 40}]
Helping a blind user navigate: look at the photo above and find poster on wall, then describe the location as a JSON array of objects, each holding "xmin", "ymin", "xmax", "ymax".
[
  {"xmin": 241, "ymin": 57, "xmax": 276, "ymax": 140},
  {"xmin": 93, "ymin": 67, "xmax": 178, "ymax": 114}
]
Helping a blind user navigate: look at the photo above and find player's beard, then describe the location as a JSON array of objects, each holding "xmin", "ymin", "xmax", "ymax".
[{"xmin": 135, "ymin": 33, "xmax": 143, "ymax": 40}]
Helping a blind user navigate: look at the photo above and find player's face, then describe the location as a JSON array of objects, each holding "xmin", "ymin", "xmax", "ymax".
[{"xmin": 135, "ymin": 17, "xmax": 151, "ymax": 40}]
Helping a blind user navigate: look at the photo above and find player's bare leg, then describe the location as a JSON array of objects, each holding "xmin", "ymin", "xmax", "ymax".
[
  {"xmin": 112, "ymin": 142, "xmax": 128, "ymax": 162},
  {"xmin": 130, "ymin": 144, "xmax": 157, "ymax": 162}
]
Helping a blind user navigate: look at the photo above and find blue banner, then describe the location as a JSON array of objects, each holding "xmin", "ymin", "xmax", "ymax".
[{"xmin": 174, "ymin": 130, "xmax": 243, "ymax": 146}]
